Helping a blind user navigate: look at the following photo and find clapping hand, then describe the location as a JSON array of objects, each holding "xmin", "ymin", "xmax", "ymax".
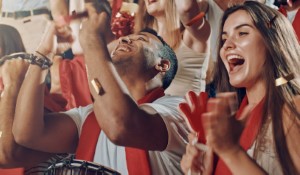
[
  {"xmin": 1, "ymin": 59, "xmax": 29, "ymax": 88},
  {"xmin": 202, "ymin": 92, "xmax": 252, "ymax": 158}
]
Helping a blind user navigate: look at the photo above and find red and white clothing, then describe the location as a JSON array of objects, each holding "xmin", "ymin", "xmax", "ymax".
[{"xmin": 64, "ymin": 95, "xmax": 188, "ymax": 175}]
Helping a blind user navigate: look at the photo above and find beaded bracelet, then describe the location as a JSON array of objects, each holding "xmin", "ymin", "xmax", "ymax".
[{"xmin": 0, "ymin": 52, "xmax": 53, "ymax": 69}]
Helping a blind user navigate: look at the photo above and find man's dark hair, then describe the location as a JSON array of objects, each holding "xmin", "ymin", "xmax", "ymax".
[{"xmin": 140, "ymin": 28, "xmax": 178, "ymax": 89}]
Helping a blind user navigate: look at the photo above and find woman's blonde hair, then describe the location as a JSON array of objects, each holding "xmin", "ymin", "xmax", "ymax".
[{"xmin": 134, "ymin": 0, "xmax": 182, "ymax": 49}]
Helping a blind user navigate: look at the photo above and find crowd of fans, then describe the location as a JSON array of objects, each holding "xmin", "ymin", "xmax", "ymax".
[{"xmin": 0, "ymin": 0, "xmax": 299, "ymax": 175}]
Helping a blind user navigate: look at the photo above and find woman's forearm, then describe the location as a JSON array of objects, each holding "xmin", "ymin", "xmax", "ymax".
[{"xmin": 219, "ymin": 146, "xmax": 267, "ymax": 175}]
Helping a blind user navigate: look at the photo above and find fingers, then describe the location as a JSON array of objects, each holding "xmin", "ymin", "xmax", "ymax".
[
  {"xmin": 202, "ymin": 95, "xmax": 247, "ymax": 156},
  {"xmin": 181, "ymin": 143, "xmax": 202, "ymax": 174},
  {"xmin": 56, "ymin": 25, "xmax": 74, "ymax": 42},
  {"xmin": 1, "ymin": 59, "xmax": 29, "ymax": 87},
  {"xmin": 85, "ymin": 2, "xmax": 98, "ymax": 17},
  {"xmin": 84, "ymin": 0, "xmax": 111, "ymax": 17},
  {"xmin": 216, "ymin": 92, "xmax": 238, "ymax": 116},
  {"xmin": 188, "ymin": 132, "xmax": 198, "ymax": 143}
]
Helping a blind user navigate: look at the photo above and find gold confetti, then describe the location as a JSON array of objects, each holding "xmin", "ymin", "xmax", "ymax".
[
  {"xmin": 275, "ymin": 73, "xmax": 294, "ymax": 86},
  {"xmin": 91, "ymin": 78, "xmax": 104, "ymax": 95}
]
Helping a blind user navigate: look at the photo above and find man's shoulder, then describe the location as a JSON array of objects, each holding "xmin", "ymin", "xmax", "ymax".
[{"xmin": 139, "ymin": 95, "xmax": 185, "ymax": 117}]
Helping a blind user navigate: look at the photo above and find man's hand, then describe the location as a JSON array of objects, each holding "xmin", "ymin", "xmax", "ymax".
[
  {"xmin": 179, "ymin": 91, "xmax": 208, "ymax": 143},
  {"xmin": 1, "ymin": 59, "xmax": 29, "ymax": 88},
  {"xmin": 79, "ymin": 1, "xmax": 114, "ymax": 49}
]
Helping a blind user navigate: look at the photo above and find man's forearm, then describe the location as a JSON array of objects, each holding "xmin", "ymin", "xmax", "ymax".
[
  {"xmin": 83, "ymin": 36, "xmax": 141, "ymax": 143},
  {"xmin": 13, "ymin": 65, "xmax": 49, "ymax": 149},
  {"xmin": 0, "ymin": 83, "xmax": 22, "ymax": 165},
  {"xmin": 0, "ymin": 82, "xmax": 51, "ymax": 168}
]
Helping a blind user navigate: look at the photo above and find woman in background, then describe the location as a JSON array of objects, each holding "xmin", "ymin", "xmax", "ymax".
[{"xmin": 135, "ymin": 0, "xmax": 211, "ymax": 96}]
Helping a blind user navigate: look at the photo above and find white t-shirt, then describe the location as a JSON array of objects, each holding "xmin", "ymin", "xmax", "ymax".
[{"xmin": 64, "ymin": 95, "xmax": 188, "ymax": 175}]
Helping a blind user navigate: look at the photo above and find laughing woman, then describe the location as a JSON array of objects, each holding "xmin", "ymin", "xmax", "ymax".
[{"xmin": 180, "ymin": 1, "xmax": 300, "ymax": 175}]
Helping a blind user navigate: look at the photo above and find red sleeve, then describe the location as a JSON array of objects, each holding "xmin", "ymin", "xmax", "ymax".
[{"xmin": 0, "ymin": 168, "xmax": 24, "ymax": 175}]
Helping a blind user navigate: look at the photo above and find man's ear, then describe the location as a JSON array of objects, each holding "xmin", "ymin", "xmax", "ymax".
[{"xmin": 155, "ymin": 59, "xmax": 170, "ymax": 72}]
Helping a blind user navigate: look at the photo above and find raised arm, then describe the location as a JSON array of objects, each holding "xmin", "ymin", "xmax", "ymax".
[
  {"xmin": 0, "ymin": 59, "xmax": 52, "ymax": 168},
  {"xmin": 175, "ymin": 0, "xmax": 211, "ymax": 53},
  {"xmin": 79, "ymin": 3, "xmax": 168, "ymax": 151},
  {"xmin": 12, "ymin": 23, "xmax": 78, "ymax": 154},
  {"xmin": 50, "ymin": 0, "xmax": 69, "ymax": 20}
]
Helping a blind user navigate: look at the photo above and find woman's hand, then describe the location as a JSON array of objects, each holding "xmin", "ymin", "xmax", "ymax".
[
  {"xmin": 36, "ymin": 20, "xmax": 74, "ymax": 60},
  {"xmin": 181, "ymin": 133, "xmax": 213, "ymax": 175},
  {"xmin": 36, "ymin": 22, "xmax": 57, "ymax": 57},
  {"xmin": 202, "ymin": 92, "xmax": 252, "ymax": 158}
]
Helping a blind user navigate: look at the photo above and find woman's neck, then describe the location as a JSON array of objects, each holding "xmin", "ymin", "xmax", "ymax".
[
  {"xmin": 153, "ymin": 15, "xmax": 168, "ymax": 35},
  {"xmin": 246, "ymin": 81, "xmax": 266, "ymax": 105}
]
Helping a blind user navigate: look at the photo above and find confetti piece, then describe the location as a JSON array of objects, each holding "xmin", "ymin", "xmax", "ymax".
[
  {"xmin": 275, "ymin": 73, "xmax": 294, "ymax": 86},
  {"xmin": 91, "ymin": 78, "xmax": 104, "ymax": 95}
]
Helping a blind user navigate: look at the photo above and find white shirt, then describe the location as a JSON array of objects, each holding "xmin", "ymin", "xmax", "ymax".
[
  {"xmin": 1, "ymin": 0, "xmax": 49, "ymax": 12},
  {"xmin": 64, "ymin": 95, "xmax": 188, "ymax": 175}
]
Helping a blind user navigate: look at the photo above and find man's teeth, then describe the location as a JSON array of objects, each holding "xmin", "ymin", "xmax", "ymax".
[
  {"xmin": 118, "ymin": 46, "xmax": 130, "ymax": 52},
  {"xmin": 227, "ymin": 54, "xmax": 244, "ymax": 61}
]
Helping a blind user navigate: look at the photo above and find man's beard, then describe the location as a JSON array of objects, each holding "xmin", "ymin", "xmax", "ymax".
[{"xmin": 113, "ymin": 60, "xmax": 131, "ymax": 76}]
